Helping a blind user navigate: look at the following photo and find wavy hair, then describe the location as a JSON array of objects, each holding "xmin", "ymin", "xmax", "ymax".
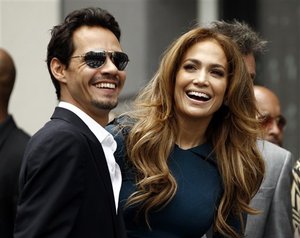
[{"xmin": 124, "ymin": 27, "xmax": 264, "ymax": 238}]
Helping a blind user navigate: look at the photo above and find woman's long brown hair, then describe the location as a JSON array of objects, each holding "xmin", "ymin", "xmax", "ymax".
[{"xmin": 124, "ymin": 27, "xmax": 264, "ymax": 238}]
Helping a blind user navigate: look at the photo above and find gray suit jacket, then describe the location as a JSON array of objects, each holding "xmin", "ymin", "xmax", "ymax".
[
  {"xmin": 204, "ymin": 140, "xmax": 294, "ymax": 238},
  {"xmin": 294, "ymin": 227, "xmax": 300, "ymax": 238},
  {"xmin": 245, "ymin": 140, "xmax": 294, "ymax": 238}
]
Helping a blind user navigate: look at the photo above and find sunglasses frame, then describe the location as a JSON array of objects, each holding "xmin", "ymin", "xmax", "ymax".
[{"xmin": 71, "ymin": 50, "xmax": 129, "ymax": 71}]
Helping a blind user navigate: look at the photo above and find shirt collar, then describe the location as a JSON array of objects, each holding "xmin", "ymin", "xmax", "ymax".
[{"xmin": 58, "ymin": 101, "xmax": 116, "ymax": 151}]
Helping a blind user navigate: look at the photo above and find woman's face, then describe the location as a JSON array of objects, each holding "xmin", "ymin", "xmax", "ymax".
[{"xmin": 174, "ymin": 39, "xmax": 228, "ymax": 124}]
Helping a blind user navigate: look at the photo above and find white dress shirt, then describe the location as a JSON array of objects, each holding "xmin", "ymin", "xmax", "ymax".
[{"xmin": 58, "ymin": 101, "xmax": 121, "ymax": 213}]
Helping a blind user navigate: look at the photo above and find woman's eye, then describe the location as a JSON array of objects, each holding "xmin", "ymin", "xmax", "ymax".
[
  {"xmin": 211, "ymin": 69, "xmax": 225, "ymax": 77},
  {"xmin": 183, "ymin": 64, "xmax": 197, "ymax": 71}
]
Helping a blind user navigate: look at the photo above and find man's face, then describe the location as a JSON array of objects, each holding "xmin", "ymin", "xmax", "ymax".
[
  {"xmin": 58, "ymin": 26, "xmax": 127, "ymax": 125},
  {"xmin": 254, "ymin": 86, "xmax": 285, "ymax": 147},
  {"xmin": 243, "ymin": 54, "xmax": 285, "ymax": 147},
  {"xmin": 243, "ymin": 53, "xmax": 256, "ymax": 80}
]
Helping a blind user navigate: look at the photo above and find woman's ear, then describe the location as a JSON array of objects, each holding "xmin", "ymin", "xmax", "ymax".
[{"xmin": 50, "ymin": 57, "xmax": 67, "ymax": 83}]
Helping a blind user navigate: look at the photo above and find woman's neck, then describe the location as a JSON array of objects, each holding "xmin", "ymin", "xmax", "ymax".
[{"xmin": 175, "ymin": 118, "xmax": 208, "ymax": 149}]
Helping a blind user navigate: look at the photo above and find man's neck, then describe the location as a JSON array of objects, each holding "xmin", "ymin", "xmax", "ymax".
[{"xmin": 0, "ymin": 108, "xmax": 8, "ymax": 123}]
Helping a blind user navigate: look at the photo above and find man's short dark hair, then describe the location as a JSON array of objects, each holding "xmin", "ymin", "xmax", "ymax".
[
  {"xmin": 209, "ymin": 19, "xmax": 267, "ymax": 56},
  {"xmin": 47, "ymin": 7, "xmax": 121, "ymax": 99}
]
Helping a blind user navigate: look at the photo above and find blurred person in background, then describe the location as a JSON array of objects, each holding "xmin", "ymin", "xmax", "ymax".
[
  {"xmin": 0, "ymin": 48, "xmax": 30, "ymax": 238},
  {"xmin": 254, "ymin": 85, "xmax": 286, "ymax": 147}
]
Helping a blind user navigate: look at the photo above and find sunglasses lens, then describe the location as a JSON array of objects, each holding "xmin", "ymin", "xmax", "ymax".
[
  {"xmin": 277, "ymin": 116, "xmax": 287, "ymax": 130},
  {"xmin": 260, "ymin": 115, "xmax": 271, "ymax": 127},
  {"xmin": 112, "ymin": 52, "xmax": 129, "ymax": 70},
  {"xmin": 83, "ymin": 51, "xmax": 129, "ymax": 70},
  {"xmin": 259, "ymin": 114, "xmax": 286, "ymax": 130},
  {"xmin": 84, "ymin": 52, "xmax": 106, "ymax": 68}
]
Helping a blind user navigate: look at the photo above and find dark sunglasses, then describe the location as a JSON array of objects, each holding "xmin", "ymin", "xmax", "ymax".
[
  {"xmin": 71, "ymin": 50, "xmax": 129, "ymax": 71},
  {"xmin": 258, "ymin": 114, "xmax": 287, "ymax": 131}
]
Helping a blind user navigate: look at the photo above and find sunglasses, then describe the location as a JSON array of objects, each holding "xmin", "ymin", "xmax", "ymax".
[
  {"xmin": 258, "ymin": 114, "xmax": 287, "ymax": 131},
  {"xmin": 71, "ymin": 50, "xmax": 129, "ymax": 71}
]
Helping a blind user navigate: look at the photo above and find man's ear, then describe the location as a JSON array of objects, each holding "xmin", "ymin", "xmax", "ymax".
[{"xmin": 50, "ymin": 57, "xmax": 67, "ymax": 83}]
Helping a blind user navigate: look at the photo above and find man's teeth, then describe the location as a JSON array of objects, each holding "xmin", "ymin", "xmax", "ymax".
[{"xmin": 95, "ymin": 83, "xmax": 116, "ymax": 89}]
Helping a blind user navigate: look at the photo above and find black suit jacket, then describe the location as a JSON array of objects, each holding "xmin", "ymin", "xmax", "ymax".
[
  {"xmin": 0, "ymin": 116, "xmax": 30, "ymax": 238},
  {"xmin": 14, "ymin": 107, "xmax": 126, "ymax": 238}
]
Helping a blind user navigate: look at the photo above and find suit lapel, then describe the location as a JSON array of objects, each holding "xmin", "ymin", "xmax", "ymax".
[{"xmin": 51, "ymin": 107, "xmax": 117, "ymax": 215}]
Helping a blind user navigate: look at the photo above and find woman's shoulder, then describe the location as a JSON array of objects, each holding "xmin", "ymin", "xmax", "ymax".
[
  {"xmin": 106, "ymin": 114, "xmax": 134, "ymax": 136},
  {"xmin": 106, "ymin": 115, "xmax": 135, "ymax": 165}
]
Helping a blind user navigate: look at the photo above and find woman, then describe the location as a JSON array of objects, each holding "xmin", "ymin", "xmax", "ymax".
[{"xmin": 107, "ymin": 27, "xmax": 265, "ymax": 238}]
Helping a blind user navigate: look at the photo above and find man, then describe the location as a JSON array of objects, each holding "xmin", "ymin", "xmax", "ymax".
[
  {"xmin": 254, "ymin": 85, "xmax": 286, "ymax": 147},
  {"xmin": 0, "ymin": 48, "xmax": 30, "ymax": 237},
  {"xmin": 209, "ymin": 20, "xmax": 294, "ymax": 238},
  {"xmin": 14, "ymin": 7, "xmax": 129, "ymax": 238}
]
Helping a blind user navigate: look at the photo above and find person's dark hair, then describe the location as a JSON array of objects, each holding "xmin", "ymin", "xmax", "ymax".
[
  {"xmin": 209, "ymin": 19, "xmax": 267, "ymax": 56},
  {"xmin": 46, "ymin": 7, "xmax": 121, "ymax": 99}
]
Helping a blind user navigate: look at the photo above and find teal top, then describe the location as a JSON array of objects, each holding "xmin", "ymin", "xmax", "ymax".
[{"xmin": 106, "ymin": 116, "xmax": 242, "ymax": 238}]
